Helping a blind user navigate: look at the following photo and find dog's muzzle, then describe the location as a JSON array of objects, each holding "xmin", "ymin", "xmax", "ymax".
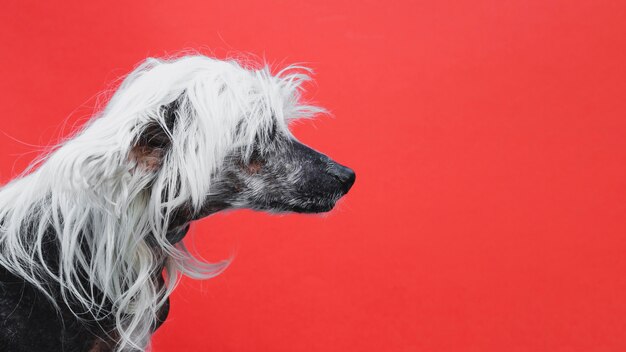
[{"xmin": 285, "ymin": 140, "xmax": 356, "ymax": 213}]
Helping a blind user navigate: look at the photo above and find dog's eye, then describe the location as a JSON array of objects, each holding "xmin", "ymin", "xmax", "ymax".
[
  {"xmin": 243, "ymin": 148, "xmax": 265, "ymax": 175},
  {"xmin": 246, "ymin": 160, "xmax": 263, "ymax": 174}
]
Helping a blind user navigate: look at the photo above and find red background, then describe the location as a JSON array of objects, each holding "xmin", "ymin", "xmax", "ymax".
[{"xmin": 2, "ymin": 1, "xmax": 626, "ymax": 351}]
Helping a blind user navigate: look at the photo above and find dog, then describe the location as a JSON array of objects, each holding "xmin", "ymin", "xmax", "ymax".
[{"xmin": 0, "ymin": 55, "xmax": 355, "ymax": 352}]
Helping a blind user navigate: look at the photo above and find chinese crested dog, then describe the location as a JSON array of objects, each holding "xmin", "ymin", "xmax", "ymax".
[{"xmin": 0, "ymin": 55, "xmax": 355, "ymax": 351}]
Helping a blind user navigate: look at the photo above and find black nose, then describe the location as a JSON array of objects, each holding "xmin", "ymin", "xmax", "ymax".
[{"xmin": 328, "ymin": 162, "xmax": 356, "ymax": 194}]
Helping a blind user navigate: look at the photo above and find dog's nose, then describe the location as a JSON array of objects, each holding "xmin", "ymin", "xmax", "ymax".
[{"xmin": 328, "ymin": 162, "xmax": 356, "ymax": 194}]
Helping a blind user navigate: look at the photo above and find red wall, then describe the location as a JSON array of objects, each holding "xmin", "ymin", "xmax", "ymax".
[{"xmin": 2, "ymin": 1, "xmax": 626, "ymax": 351}]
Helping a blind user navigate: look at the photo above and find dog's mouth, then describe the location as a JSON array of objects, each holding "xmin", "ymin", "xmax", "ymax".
[
  {"xmin": 259, "ymin": 195, "xmax": 340, "ymax": 214},
  {"xmin": 284, "ymin": 193, "xmax": 344, "ymax": 214},
  {"xmin": 289, "ymin": 200, "xmax": 336, "ymax": 214}
]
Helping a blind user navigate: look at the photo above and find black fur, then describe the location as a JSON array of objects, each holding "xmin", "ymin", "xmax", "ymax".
[{"xmin": 0, "ymin": 225, "xmax": 187, "ymax": 352}]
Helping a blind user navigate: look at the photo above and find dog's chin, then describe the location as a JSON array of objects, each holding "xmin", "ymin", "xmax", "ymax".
[
  {"xmin": 289, "ymin": 202, "xmax": 336, "ymax": 214},
  {"xmin": 257, "ymin": 197, "xmax": 338, "ymax": 214}
]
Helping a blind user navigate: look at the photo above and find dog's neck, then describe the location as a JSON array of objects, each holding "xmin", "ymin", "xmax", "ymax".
[
  {"xmin": 165, "ymin": 223, "xmax": 191, "ymax": 244},
  {"xmin": 165, "ymin": 200, "xmax": 230, "ymax": 244},
  {"xmin": 0, "ymin": 204, "xmax": 218, "ymax": 352}
]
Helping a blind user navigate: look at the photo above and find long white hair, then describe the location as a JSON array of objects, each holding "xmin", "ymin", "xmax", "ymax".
[{"xmin": 0, "ymin": 55, "xmax": 320, "ymax": 351}]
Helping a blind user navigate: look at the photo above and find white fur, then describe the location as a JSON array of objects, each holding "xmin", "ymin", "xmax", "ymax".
[{"xmin": 0, "ymin": 55, "xmax": 321, "ymax": 351}]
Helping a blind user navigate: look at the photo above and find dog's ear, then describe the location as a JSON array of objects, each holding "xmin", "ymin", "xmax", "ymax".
[{"xmin": 130, "ymin": 99, "xmax": 180, "ymax": 172}]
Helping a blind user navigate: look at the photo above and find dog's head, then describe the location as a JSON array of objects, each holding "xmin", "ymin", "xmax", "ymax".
[{"xmin": 113, "ymin": 56, "xmax": 355, "ymax": 232}]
